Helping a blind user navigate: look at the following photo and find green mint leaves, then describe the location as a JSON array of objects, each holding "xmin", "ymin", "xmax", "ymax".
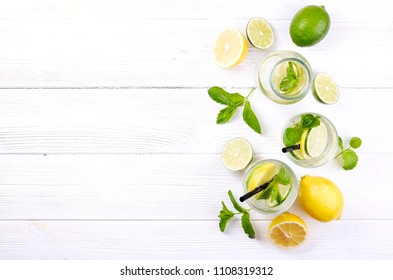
[
  {"xmin": 279, "ymin": 62, "xmax": 299, "ymax": 93},
  {"xmin": 208, "ymin": 87, "xmax": 262, "ymax": 134},
  {"xmin": 256, "ymin": 166, "xmax": 291, "ymax": 204},
  {"xmin": 335, "ymin": 136, "xmax": 362, "ymax": 170},
  {"xmin": 218, "ymin": 190, "xmax": 255, "ymax": 239},
  {"xmin": 283, "ymin": 114, "xmax": 320, "ymax": 146},
  {"xmin": 243, "ymin": 101, "xmax": 262, "ymax": 134}
]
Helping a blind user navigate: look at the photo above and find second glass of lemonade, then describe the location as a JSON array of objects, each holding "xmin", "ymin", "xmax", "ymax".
[
  {"xmin": 243, "ymin": 159, "xmax": 298, "ymax": 214},
  {"xmin": 258, "ymin": 50, "xmax": 312, "ymax": 104},
  {"xmin": 282, "ymin": 113, "xmax": 338, "ymax": 168}
]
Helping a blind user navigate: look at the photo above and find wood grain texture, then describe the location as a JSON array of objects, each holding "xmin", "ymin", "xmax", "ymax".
[
  {"xmin": 0, "ymin": 154, "xmax": 390, "ymax": 220},
  {"xmin": 0, "ymin": 220, "xmax": 392, "ymax": 260},
  {"xmin": 0, "ymin": 88, "xmax": 389, "ymax": 154},
  {"xmin": 0, "ymin": 0, "xmax": 392, "ymax": 260}
]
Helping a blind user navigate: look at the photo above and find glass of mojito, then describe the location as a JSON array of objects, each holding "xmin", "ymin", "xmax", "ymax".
[
  {"xmin": 257, "ymin": 50, "xmax": 312, "ymax": 104},
  {"xmin": 282, "ymin": 113, "xmax": 338, "ymax": 168},
  {"xmin": 242, "ymin": 159, "xmax": 298, "ymax": 214}
]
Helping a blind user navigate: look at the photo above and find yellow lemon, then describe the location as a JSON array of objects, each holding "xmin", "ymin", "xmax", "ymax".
[
  {"xmin": 268, "ymin": 212, "xmax": 308, "ymax": 248},
  {"xmin": 214, "ymin": 28, "xmax": 248, "ymax": 68},
  {"xmin": 299, "ymin": 175, "xmax": 344, "ymax": 222}
]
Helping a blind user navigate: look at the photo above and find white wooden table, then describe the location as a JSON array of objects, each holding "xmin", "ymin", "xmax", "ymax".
[{"xmin": 0, "ymin": 0, "xmax": 392, "ymax": 259}]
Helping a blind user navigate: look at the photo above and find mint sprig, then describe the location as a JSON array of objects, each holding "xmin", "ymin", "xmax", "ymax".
[
  {"xmin": 335, "ymin": 136, "xmax": 362, "ymax": 170},
  {"xmin": 283, "ymin": 114, "xmax": 320, "ymax": 146},
  {"xmin": 218, "ymin": 190, "xmax": 255, "ymax": 239},
  {"xmin": 279, "ymin": 62, "xmax": 299, "ymax": 93},
  {"xmin": 208, "ymin": 87, "xmax": 262, "ymax": 134}
]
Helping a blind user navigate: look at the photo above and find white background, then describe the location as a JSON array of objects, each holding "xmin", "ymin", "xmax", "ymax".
[{"xmin": 0, "ymin": 0, "xmax": 392, "ymax": 259}]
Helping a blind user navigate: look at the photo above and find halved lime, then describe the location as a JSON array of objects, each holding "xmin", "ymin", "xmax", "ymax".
[
  {"xmin": 312, "ymin": 73, "xmax": 339, "ymax": 104},
  {"xmin": 221, "ymin": 138, "xmax": 253, "ymax": 171},
  {"xmin": 246, "ymin": 17, "xmax": 274, "ymax": 49},
  {"xmin": 305, "ymin": 122, "xmax": 328, "ymax": 158}
]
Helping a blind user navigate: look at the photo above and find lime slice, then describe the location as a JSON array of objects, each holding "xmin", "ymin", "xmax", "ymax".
[
  {"xmin": 299, "ymin": 130, "xmax": 312, "ymax": 160},
  {"xmin": 265, "ymin": 184, "xmax": 292, "ymax": 208},
  {"xmin": 305, "ymin": 122, "xmax": 328, "ymax": 158},
  {"xmin": 246, "ymin": 17, "xmax": 274, "ymax": 49},
  {"xmin": 312, "ymin": 73, "xmax": 339, "ymax": 104},
  {"xmin": 246, "ymin": 163, "xmax": 278, "ymax": 191},
  {"xmin": 221, "ymin": 138, "xmax": 253, "ymax": 171}
]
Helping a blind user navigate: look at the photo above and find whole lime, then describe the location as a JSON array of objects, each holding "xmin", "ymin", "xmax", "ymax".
[{"xmin": 290, "ymin": 5, "xmax": 330, "ymax": 47}]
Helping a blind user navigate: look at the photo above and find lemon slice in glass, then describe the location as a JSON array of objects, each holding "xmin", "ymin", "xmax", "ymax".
[
  {"xmin": 214, "ymin": 28, "xmax": 248, "ymax": 68},
  {"xmin": 268, "ymin": 212, "xmax": 308, "ymax": 248},
  {"xmin": 246, "ymin": 17, "xmax": 274, "ymax": 49},
  {"xmin": 312, "ymin": 73, "xmax": 339, "ymax": 104},
  {"xmin": 305, "ymin": 122, "xmax": 328, "ymax": 158},
  {"xmin": 221, "ymin": 138, "xmax": 253, "ymax": 171}
]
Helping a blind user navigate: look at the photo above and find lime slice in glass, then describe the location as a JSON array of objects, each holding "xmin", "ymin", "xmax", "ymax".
[
  {"xmin": 312, "ymin": 73, "xmax": 339, "ymax": 104},
  {"xmin": 246, "ymin": 17, "xmax": 274, "ymax": 49},
  {"xmin": 305, "ymin": 122, "xmax": 328, "ymax": 158},
  {"xmin": 265, "ymin": 183, "xmax": 292, "ymax": 208},
  {"xmin": 221, "ymin": 138, "xmax": 253, "ymax": 171},
  {"xmin": 299, "ymin": 130, "xmax": 312, "ymax": 160}
]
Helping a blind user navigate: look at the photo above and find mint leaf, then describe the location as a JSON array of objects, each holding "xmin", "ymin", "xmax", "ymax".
[
  {"xmin": 242, "ymin": 101, "xmax": 262, "ymax": 134},
  {"xmin": 269, "ymin": 184, "xmax": 279, "ymax": 202},
  {"xmin": 275, "ymin": 166, "xmax": 291, "ymax": 185},
  {"xmin": 228, "ymin": 190, "xmax": 248, "ymax": 214},
  {"xmin": 256, "ymin": 183, "xmax": 275, "ymax": 200},
  {"xmin": 300, "ymin": 114, "xmax": 320, "ymax": 129},
  {"xmin": 283, "ymin": 127, "xmax": 303, "ymax": 146},
  {"xmin": 218, "ymin": 202, "xmax": 235, "ymax": 232},
  {"xmin": 241, "ymin": 212, "xmax": 255, "ymax": 238},
  {"xmin": 208, "ymin": 87, "xmax": 244, "ymax": 107},
  {"xmin": 350, "ymin": 137, "xmax": 362, "ymax": 149},
  {"xmin": 341, "ymin": 149, "xmax": 358, "ymax": 170},
  {"xmin": 279, "ymin": 62, "xmax": 299, "ymax": 93},
  {"xmin": 338, "ymin": 136, "xmax": 343, "ymax": 151},
  {"xmin": 216, "ymin": 106, "xmax": 237, "ymax": 124}
]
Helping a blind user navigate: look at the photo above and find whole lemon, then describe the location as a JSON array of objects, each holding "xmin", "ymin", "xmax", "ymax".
[
  {"xmin": 299, "ymin": 175, "xmax": 343, "ymax": 222},
  {"xmin": 290, "ymin": 5, "xmax": 330, "ymax": 47}
]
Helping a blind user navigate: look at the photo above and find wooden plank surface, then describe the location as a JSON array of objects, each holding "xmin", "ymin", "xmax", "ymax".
[
  {"xmin": 0, "ymin": 0, "xmax": 392, "ymax": 260},
  {"xmin": 0, "ymin": 88, "xmax": 389, "ymax": 154},
  {"xmin": 0, "ymin": 220, "xmax": 391, "ymax": 260}
]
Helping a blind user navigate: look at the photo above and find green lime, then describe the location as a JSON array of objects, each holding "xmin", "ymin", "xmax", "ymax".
[
  {"xmin": 312, "ymin": 73, "xmax": 339, "ymax": 104},
  {"xmin": 221, "ymin": 138, "xmax": 253, "ymax": 171},
  {"xmin": 290, "ymin": 5, "xmax": 330, "ymax": 47},
  {"xmin": 246, "ymin": 17, "xmax": 274, "ymax": 49}
]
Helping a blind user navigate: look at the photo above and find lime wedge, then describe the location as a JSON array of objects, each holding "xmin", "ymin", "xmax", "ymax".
[
  {"xmin": 305, "ymin": 122, "xmax": 328, "ymax": 158},
  {"xmin": 246, "ymin": 163, "xmax": 278, "ymax": 191},
  {"xmin": 299, "ymin": 130, "xmax": 312, "ymax": 160},
  {"xmin": 221, "ymin": 138, "xmax": 253, "ymax": 171},
  {"xmin": 246, "ymin": 17, "xmax": 274, "ymax": 49},
  {"xmin": 312, "ymin": 73, "xmax": 339, "ymax": 104},
  {"xmin": 265, "ymin": 184, "xmax": 292, "ymax": 208}
]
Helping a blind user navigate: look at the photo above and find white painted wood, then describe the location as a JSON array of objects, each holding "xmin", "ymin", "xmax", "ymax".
[
  {"xmin": 0, "ymin": 220, "xmax": 392, "ymax": 260},
  {"xmin": 0, "ymin": 154, "xmax": 390, "ymax": 220},
  {"xmin": 0, "ymin": 0, "xmax": 391, "ymax": 260},
  {"xmin": 0, "ymin": 5, "xmax": 391, "ymax": 87},
  {"xmin": 0, "ymin": 88, "xmax": 389, "ymax": 154}
]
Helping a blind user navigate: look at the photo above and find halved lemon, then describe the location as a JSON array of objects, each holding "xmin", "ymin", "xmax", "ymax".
[
  {"xmin": 214, "ymin": 28, "xmax": 248, "ymax": 68},
  {"xmin": 312, "ymin": 73, "xmax": 339, "ymax": 104},
  {"xmin": 268, "ymin": 212, "xmax": 308, "ymax": 248},
  {"xmin": 246, "ymin": 17, "xmax": 274, "ymax": 49},
  {"xmin": 221, "ymin": 138, "xmax": 253, "ymax": 171}
]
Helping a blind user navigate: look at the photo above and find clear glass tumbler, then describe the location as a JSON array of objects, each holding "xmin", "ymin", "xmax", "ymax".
[{"xmin": 257, "ymin": 50, "xmax": 313, "ymax": 104}]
